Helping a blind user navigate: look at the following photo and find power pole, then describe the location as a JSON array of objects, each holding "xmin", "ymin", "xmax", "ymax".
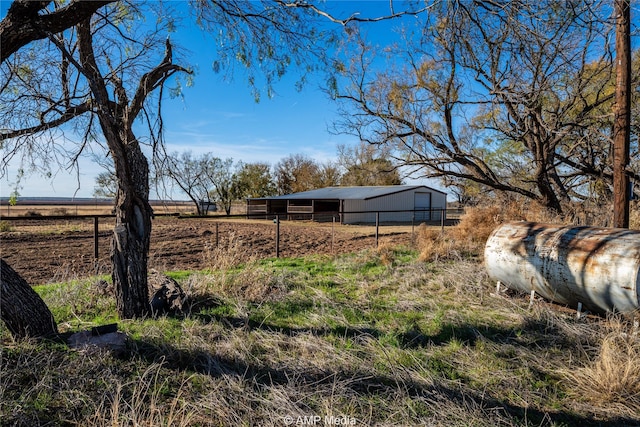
[{"xmin": 613, "ymin": 0, "xmax": 631, "ymax": 228}]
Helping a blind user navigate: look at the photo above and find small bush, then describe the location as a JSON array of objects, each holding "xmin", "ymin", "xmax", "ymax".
[
  {"xmin": 0, "ymin": 220, "xmax": 12, "ymax": 232},
  {"xmin": 23, "ymin": 210, "xmax": 42, "ymax": 217},
  {"xmin": 451, "ymin": 206, "xmax": 506, "ymax": 245}
]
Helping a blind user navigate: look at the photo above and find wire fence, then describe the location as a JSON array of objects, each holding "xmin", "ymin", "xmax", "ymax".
[
  {"xmin": 1, "ymin": 208, "xmax": 462, "ymax": 259},
  {"xmin": 1, "ymin": 208, "xmax": 463, "ymax": 284}
]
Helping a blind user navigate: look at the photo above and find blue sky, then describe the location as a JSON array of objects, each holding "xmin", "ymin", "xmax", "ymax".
[{"xmin": 1, "ymin": 0, "xmax": 431, "ymax": 199}]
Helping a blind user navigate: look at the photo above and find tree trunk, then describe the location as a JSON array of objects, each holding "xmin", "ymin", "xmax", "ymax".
[
  {"xmin": 111, "ymin": 134, "xmax": 153, "ymax": 319},
  {"xmin": 0, "ymin": 259, "xmax": 58, "ymax": 339}
]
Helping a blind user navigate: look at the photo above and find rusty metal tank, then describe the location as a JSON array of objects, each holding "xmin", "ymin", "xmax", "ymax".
[{"xmin": 484, "ymin": 221, "xmax": 640, "ymax": 313}]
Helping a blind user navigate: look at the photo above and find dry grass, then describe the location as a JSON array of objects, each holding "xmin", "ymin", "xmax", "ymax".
[
  {"xmin": 563, "ymin": 316, "xmax": 640, "ymax": 418},
  {"xmin": 202, "ymin": 231, "xmax": 257, "ymax": 271},
  {"xmin": 416, "ymin": 205, "xmax": 503, "ymax": 262},
  {"xmin": 87, "ymin": 362, "xmax": 196, "ymax": 427},
  {"xmin": 630, "ymin": 202, "xmax": 640, "ymax": 230},
  {"xmin": 2, "ymin": 225, "xmax": 640, "ymax": 425}
]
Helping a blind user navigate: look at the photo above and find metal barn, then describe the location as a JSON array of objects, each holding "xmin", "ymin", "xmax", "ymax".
[{"xmin": 247, "ymin": 185, "xmax": 447, "ymax": 224}]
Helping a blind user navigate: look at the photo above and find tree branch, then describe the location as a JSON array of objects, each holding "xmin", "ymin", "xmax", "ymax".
[
  {"xmin": 0, "ymin": 102, "xmax": 92, "ymax": 141},
  {"xmin": 128, "ymin": 38, "xmax": 192, "ymax": 122},
  {"xmin": 0, "ymin": 0, "xmax": 114, "ymax": 63}
]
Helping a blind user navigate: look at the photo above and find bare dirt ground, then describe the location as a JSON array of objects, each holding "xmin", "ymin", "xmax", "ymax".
[{"xmin": 1, "ymin": 217, "xmax": 417, "ymax": 285}]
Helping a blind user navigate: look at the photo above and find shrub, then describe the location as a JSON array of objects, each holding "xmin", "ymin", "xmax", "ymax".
[
  {"xmin": 450, "ymin": 206, "xmax": 506, "ymax": 245},
  {"xmin": 0, "ymin": 221, "xmax": 12, "ymax": 232}
]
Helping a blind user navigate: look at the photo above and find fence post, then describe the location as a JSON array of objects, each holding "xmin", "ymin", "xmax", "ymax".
[
  {"xmin": 93, "ymin": 216, "xmax": 99, "ymax": 260},
  {"xmin": 411, "ymin": 211, "xmax": 415, "ymax": 243},
  {"xmin": 440, "ymin": 209, "xmax": 445, "ymax": 233},
  {"xmin": 216, "ymin": 222, "xmax": 219, "ymax": 248},
  {"xmin": 275, "ymin": 214, "xmax": 280, "ymax": 258},
  {"xmin": 332, "ymin": 216, "xmax": 335, "ymax": 254},
  {"xmin": 375, "ymin": 211, "xmax": 379, "ymax": 248}
]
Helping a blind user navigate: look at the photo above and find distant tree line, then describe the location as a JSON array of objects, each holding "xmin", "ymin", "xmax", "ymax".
[{"xmin": 94, "ymin": 141, "xmax": 404, "ymax": 215}]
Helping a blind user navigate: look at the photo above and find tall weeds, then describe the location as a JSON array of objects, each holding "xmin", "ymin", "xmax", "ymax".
[
  {"xmin": 563, "ymin": 316, "xmax": 640, "ymax": 418},
  {"xmin": 202, "ymin": 231, "xmax": 256, "ymax": 271}
]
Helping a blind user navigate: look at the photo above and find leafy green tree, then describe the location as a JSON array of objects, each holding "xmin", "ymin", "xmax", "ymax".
[{"xmin": 234, "ymin": 162, "xmax": 276, "ymax": 199}]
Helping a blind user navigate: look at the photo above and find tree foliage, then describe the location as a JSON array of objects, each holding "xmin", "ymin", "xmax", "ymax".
[
  {"xmin": 274, "ymin": 153, "xmax": 339, "ymax": 195},
  {"xmin": 338, "ymin": 142, "xmax": 402, "ymax": 186},
  {"xmin": 204, "ymin": 156, "xmax": 236, "ymax": 215},
  {"xmin": 234, "ymin": 161, "xmax": 276, "ymax": 199}
]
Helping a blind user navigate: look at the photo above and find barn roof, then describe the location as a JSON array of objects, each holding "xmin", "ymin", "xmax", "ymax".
[{"xmin": 252, "ymin": 185, "xmax": 446, "ymax": 201}]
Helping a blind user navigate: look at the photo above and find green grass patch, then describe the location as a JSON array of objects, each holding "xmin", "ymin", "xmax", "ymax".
[{"xmin": 2, "ymin": 246, "xmax": 635, "ymax": 426}]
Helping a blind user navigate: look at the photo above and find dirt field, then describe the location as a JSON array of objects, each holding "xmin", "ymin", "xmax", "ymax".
[{"xmin": 1, "ymin": 217, "xmax": 418, "ymax": 285}]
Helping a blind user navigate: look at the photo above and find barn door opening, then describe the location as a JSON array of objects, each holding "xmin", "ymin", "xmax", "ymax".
[{"xmin": 414, "ymin": 192, "xmax": 431, "ymax": 221}]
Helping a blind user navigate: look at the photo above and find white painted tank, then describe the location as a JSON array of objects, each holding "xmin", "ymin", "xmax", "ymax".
[{"xmin": 484, "ymin": 221, "xmax": 640, "ymax": 313}]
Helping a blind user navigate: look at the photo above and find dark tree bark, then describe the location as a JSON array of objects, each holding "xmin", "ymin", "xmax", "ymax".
[
  {"xmin": 110, "ymin": 131, "xmax": 154, "ymax": 319},
  {"xmin": 0, "ymin": 259, "xmax": 58, "ymax": 339},
  {"xmin": 74, "ymin": 19, "xmax": 188, "ymax": 319},
  {"xmin": 0, "ymin": 0, "xmax": 114, "ymax": 63}
]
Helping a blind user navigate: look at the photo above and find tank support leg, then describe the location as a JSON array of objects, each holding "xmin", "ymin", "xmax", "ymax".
[{"xmin": 528, "ymin": 290, "xmax": 536, "ymax": 309}]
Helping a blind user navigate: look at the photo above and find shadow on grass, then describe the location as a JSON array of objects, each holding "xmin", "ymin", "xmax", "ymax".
[
  {"xmin": 186, "ymin": 306, "xmax": 580, "ymax": 352},
  {"xmin": 128, "ymin": 309, "xmax": 638, "ymax": 427},
  {"xmin": 127, "ymin": 336, "xmax": 636, "ymax": 427}
]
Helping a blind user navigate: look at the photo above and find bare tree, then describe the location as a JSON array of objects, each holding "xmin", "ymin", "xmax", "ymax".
[
  {"xmin": 332, "ymin": 1, "xmax": 629, "ymax": 215},
  {"xmin": 161, "ymin": 152, "xmax": 240, "ymax": 215},
  {"xmin": 1, "ymin": 2, "xmax": 190, "ymax": 319},
  {"xmin": 162, "ymin": 151, "xmax": 214, "ymax": 215}
]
